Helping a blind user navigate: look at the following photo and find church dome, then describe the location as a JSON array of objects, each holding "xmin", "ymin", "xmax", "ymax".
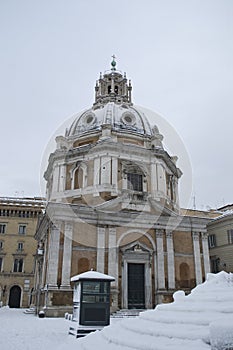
[
  {"xmin": 66, "ymin": 102, "xmax": 153, "ymax": 137},
  {"xmin": 65, "ymin": 58, "xmax": 156, "ymax": 140}
]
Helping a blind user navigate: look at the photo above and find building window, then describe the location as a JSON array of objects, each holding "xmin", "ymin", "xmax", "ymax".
[
  {"xmin": 208, "ymin": 234, "xmax": 216, "ymax": 248},
  {"xmin": 17, "ymin": 242, "xmax": 24, "ymax": 251},
  {"xmin": 0, "ymin": 257, "xmax": 3, "ymax": 271},
  {"xmin": 13, "ymin": 258, "xmax": 23, "ymax": 272},
  {"xmin": 18, "ymin": 225, "xmax": 26, "ymax": 235},
  {"xmin": 0, "ymin": 223, "xmax": 6, "ymax": 234},
  {"xmin": 210, "ymin": 257, "xmax": 219, "ymax": 273},
  {"xmin": 227, "ymin": 229, "xmax": 233, "ymax": 244},
  {"xmin": 127, "ymin": 173, "xmax": 143, "ymax": 192},
  {"xmin": 0, "ymin": 241, "xmax": 3, "ymax": 250}
]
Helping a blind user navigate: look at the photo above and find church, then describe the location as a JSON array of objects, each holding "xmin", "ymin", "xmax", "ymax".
[{"xmin": 34, "ymin": 58, "xmax": 216, "ymax": 317}]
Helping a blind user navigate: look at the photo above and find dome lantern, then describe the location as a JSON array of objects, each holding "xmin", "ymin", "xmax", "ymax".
[{"xmin": 93, "ymin": 56, "xmax": 132, "ymax": 109}]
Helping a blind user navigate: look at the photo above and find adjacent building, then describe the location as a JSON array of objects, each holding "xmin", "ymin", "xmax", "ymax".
[
  {"xmin": 0, "ymin": 197, "xmax": 45, "ymax": 308},
  {"xmin": 34, "ymin": 59, "xmax": 220, "ymax": 316},
  {"xmin": 207, "ymin": 204, "xmax": 233, "ymax": 273}
]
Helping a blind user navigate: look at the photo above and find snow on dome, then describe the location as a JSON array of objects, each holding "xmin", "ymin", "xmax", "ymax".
[
  {"xmin": 71, "ymin": 270, "xmax": 115, "ymax": 282},
  {"xmin": 66, "ymin": 102, "xmax": 154, "ymax": 138},
  {"xmin": 77, "ymin": 272, "xmax": 233, "ymax": 350}
]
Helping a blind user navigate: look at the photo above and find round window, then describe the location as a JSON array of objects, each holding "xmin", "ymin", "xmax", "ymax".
[
  {"xmin": 84, "ymin": 113, "xmax": 96, "ymax": 126},
  {"xmin": 122, "ymin": 113, "xmax": 135, "ymax": 126},
  {"xmin": 86, "ymin": 115, "xmax": 94, "ymax": 124},
  {"xmin": 124, "ymin": 115, "xmax": 132, "ymax": 123}
]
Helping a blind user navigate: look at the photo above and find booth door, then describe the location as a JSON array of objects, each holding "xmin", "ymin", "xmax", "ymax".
[
  {"xmin": 9, "ymin": 285, "xmax": 21, "ymax": 308},
  {"xmin": 128, "ymin": 263, "xmax": 145, "ymax": 309}
]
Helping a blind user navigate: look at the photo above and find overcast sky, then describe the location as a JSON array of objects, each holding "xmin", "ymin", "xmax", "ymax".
[{"xmin": 1, "ymin": 0, "xmax": 232, "ymax": 210}]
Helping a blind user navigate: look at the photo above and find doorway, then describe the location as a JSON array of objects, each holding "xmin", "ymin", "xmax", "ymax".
[
  {"xmin": 9, "ymin": 285, "xmax": 21, "ymax": 308},
  {"xmin": 127, "ymin": 263, "xmax": 145, "ymax": 309}
]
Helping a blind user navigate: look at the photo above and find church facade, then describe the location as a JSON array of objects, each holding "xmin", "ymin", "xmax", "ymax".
[{"xmin": 35, "ymin": 59, "xmax": 216, "ymax": 316}]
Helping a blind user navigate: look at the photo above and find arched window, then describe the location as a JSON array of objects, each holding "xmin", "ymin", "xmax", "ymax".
[
  {"xmin": 74, "ymin": 168, "xmax": 83, "ymax": 189},
  {"xmin": 179, "ymin": 262, "xmax": 190, "ymax": 288}
]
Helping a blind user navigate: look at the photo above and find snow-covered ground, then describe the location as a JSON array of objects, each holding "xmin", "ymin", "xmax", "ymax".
[
  {"xmin": 0, "ymin": 272, "xmax": 233, "ymax": 350},
  {"xmin": 0, "ymin": 307, "xmax": 77, "ymax": 350}
]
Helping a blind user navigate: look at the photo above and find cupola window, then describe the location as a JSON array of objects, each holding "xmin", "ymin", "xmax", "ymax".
[{"xmin": 127, "ymin": 173, "xmax": 143, "ymax": 192}]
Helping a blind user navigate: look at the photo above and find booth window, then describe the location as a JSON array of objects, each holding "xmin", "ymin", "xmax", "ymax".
[{"xmin": 82, "ymin": 281, "xmax": 109, "ymax": 303}]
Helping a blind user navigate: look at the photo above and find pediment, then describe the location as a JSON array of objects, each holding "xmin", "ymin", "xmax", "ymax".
[{"xmin": 121, "ymin": 240, "xmax": 153, "ymax": 254}]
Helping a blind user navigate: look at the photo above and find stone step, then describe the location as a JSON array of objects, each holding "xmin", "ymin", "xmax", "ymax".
[
  {"xmin": 111, "ymin": 309, "xmax": 144, "ymax": 318},
  {"xmin": 23, "ymin": 307, "xmax": 36, "ymax": 314}
]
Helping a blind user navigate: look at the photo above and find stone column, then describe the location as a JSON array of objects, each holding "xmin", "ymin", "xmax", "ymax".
[
  {"xmin": 166, "ymin": 231, "xmax": 175, "ymax": 289},
  {"xmin": 201, "ymin": 232, "xmax": 210, "ymax": 278},
  {"xmin": 122, "ymin": 258, "xmax": 128, "ymax": 309},
  {"xmin": 108, "ymin": 227, "xmax": 118, "ymax": 311},
  {"xmin": 60, "ymin": 222, "xmax": 73, "ymax": 290},
  {"xmin": 97, "ymin": 226, "xmax": 105, "ymax": 273},
  {"xmin": 156, "ymin": 229, "xmax": 165, "ymax": 289},
  {"xmin": 108, "ymin": 227, "xmax": 118, "ymax": 285},
  {"xmin": 41, "ymin": 237, "xmax": 48, "ymax": 288},
  {"xmin": 192, "ymin": 232, "xmax": 202, "ymax": 285},
  {"xmin": 46, "ymin": 222, "xmax": 61, "ymax": 289}
]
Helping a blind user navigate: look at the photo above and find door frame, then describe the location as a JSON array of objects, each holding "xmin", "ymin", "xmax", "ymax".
[
  {"xmin": 121, "ymin": 241, "xmax": 153, "ymax": 309},
  {"xmin": 127, "ymin": 262, "xmax": 145, "ymax": 309}
]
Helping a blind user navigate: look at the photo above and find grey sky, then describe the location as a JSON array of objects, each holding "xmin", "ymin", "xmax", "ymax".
[{"xmin": 0, "ymin": 0, "xmax": 232, "ymax": 209}]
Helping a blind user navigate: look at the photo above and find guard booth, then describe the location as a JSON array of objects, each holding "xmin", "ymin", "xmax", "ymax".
[{"xmin": 69, "ymin": 270, "xmax": 115, "ymax": 337}]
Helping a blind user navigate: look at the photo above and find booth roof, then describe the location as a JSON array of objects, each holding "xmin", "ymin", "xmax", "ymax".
[{"xmin": 70, "ymin": 270, "xmax": 115, "ymax": 282}]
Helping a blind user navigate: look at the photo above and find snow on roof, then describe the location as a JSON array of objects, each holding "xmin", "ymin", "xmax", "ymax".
[
  {"xmin": 71, "ymin": 270, "xmax": 115, "ymax": 282},
  {"xmin": 78, "ymin": 271, "xmax": 233, "ymax": 350},
  {"xmin": 0, "ymin": 196, "xmax": 45, "ymax": 207},
  {"xmin": 211, "ymin": 209, "xmax": 233, "ymax": 222}
]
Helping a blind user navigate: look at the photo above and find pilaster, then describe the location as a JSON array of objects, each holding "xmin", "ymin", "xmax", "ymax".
[
  {"xmin": 60, "ymin": 222, "xmax": 73, "ymax": 290},
  {"xmin": 166, "ymin": 231, "xmax": 175, "ymax": 289},
  {"xmin": 108, "ymin": 227, "xmax": 118, "ymax": 286},
  {"xmin": 46, "ymin": 222, "xmax": 61, "ymax": 289},
  {"xmin": 100, "ymin": 156, "xmax": 111, "ymax": 184},
  {"xmin": 97, "ymin": 226, "xmax": 105, "ymax": 273},
  {"xmin": 156, "ymin": 229, "xmax": 165, "ymax": 289},
  {"xmin": 151, "ymin": 162, "xmax": 157, "ymax": 198},
  {"xmin": 201, "ymin": 232, "xmax": 210, "ymax": 278},
  {"xmin": 58, "ymin": 164, "xmax": 66, "ymax": 192},
  {"xmin": 108, "ymin": 226, "xmax": 118, "ymax": 311},
  {"xmin": 192, "ymin": 232, "xmax": 202, "ymax": 285},
  {"xmin": 94, "ymin": 157, "xmax": 100, "ymax": 186},
  {"xmin": 52, "ymin": 165, "xmax": 59, "ymax": 194},
  {"xmin": 111, "ymin": 158, "xmax": 118, "ymax": 193}
]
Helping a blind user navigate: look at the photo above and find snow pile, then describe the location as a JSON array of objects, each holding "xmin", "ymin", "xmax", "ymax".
[
  {"xmin": 0, "ymin": 272, "xmax": 232, "ymax": 350},
  {"xmin": 77, "ymin": 271, "xmax": 233, "ymax": 350},
  {"xmin": 210, "ymin": 317, "xmax": 233, "ymax": 350}
]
